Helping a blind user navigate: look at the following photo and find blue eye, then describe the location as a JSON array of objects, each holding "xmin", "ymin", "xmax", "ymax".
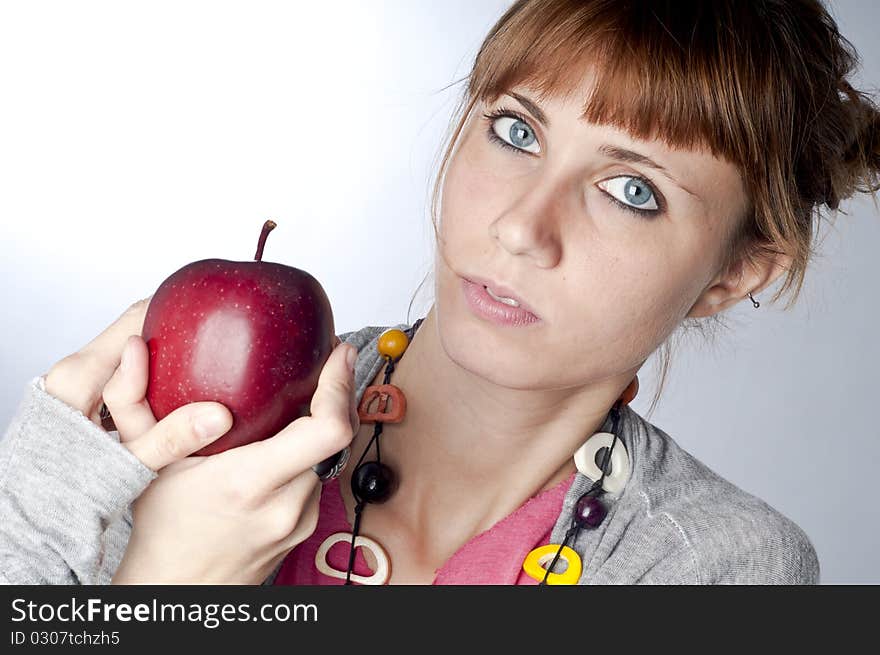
[
  {"xmin": 597, "ymin": 176, "xmax": 662, "ymax": 217},
  {"xmin": 482, "ymin": 108, "xmax": 541, "ymax": 155},
  {"xmin": 482, "ymin": 107, "xmax": 664, "ymax": 219}
]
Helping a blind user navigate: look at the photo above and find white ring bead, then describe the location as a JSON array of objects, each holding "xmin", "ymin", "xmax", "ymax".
[
  {"xmin": 315, "ymin": 532, "xmax": 390, "ymax": 585},
  {"xmin": 573, "ymin": 432, "xmax": 631, "ymax": 495}
]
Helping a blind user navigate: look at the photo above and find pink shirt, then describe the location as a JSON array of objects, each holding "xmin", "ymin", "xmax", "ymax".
[{"xmin": 274, "ymin": 470, "xmax": 577, "ymax": 585}]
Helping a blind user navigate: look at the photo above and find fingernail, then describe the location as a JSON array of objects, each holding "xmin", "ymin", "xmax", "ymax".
[
  {"xmin": 195, "ymin": 410, "xmax": 230, "ymax": 442},
  {"xmin": 345, "ymin": 344, "xmax": 357, "ymax": 372}
]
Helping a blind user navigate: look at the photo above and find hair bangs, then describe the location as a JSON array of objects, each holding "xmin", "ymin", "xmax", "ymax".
[{"xmin": 466, "ymin": 0, "xmax": 763, "ymax": 176}]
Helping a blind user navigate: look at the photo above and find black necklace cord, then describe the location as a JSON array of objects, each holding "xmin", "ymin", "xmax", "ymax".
[
  {"xmin": 383, "ymin": 354, "xmax": 396, "ymax": 382},
  {"xmin": 351, "ymin": 353, "xmax": 395, "ymax": 474},
  {"xmin": 344, "ymin": 318, "xmax": 424, "ymax": 585},
  {"xmin": 539, "ymin": 400, "xmax": 624, "ymax": 585},
  {"xmin": 344, "ymin": 502, "xmax": 365, "ymax": 585},
  {"xmin": 344, "ymin": 371, "xmax": 389, "ymax": 585},
  {"xmin": 353, "ymin": 422, "xmax": 384, "ymax": 473},
  {"xmin": 595, "ymin": 403, "xmax": 622, "ymax": 490}
]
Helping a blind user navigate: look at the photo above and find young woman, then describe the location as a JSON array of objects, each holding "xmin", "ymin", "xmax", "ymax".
[{"xmin": 2, "ymin": 0, "xmax": 878, "ymax": 585}]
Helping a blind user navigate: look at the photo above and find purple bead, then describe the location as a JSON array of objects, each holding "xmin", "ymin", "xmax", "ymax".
[{"xmin": 574, "ymin": 494, "xmax": 607, "ymax": 528}]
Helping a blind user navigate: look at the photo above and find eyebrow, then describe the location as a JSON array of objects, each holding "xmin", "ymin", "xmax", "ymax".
[
  {"xmin": 597, "ymin": 144, "xmax": 676, "ymax": 185},
  {"xmin": 507, "ymin": 91, "xmax": 551, "ymax": 128},
  {"xmin": 505, "ymin": 91, "xmax": 698, "ymax": 198},
  {"xmin": 598, "ymin": 145, "xmax": 698, "ymax": 198}
]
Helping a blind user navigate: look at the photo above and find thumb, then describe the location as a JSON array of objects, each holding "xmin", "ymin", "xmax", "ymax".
[
  {"xmin": 124, "ymin": 401, "xmax": 233, "ymax": 471},
  {"xmin": 307, "ymin": 343, "xmax": 357, "ymax": 423}
]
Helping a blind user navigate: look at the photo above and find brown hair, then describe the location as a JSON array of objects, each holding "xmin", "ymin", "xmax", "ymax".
[{"xmin": 407, "ymin": 0, "xmax": 880, "ymax": 417}]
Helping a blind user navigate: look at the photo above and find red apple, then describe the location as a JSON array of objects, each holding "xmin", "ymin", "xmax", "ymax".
[{"xmin": 142, "ymin": 220, "xmax": 336, "ymax": 456}]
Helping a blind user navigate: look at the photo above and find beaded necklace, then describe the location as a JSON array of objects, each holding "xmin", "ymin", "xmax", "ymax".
[{"xmin": 313, "ymin": 318, "xmax": 639, "ymax": 585}]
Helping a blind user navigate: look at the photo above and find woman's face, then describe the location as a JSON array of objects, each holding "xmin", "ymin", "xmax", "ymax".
[{"xmin": 433, "ymin": 74, "xmax": 749, "ymax": 391}]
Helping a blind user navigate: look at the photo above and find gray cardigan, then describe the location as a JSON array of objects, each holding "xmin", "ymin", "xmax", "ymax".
[{"xmin": 0, "ymin": 322, "xmax": 820, "ymax": 584}]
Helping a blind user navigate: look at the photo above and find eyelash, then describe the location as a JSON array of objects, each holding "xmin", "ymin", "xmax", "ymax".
[{"xmin": 481, "ymin": 107, "xmax": 665, "ymax": 218}]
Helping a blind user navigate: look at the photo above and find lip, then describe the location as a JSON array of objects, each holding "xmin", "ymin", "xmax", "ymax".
[
  {"xmin": 462, "ymin": 274, "xmax": 540, "ymax": 317},
  {"xmin": 460, "ymin": 276, "xmax": 541, "ymax": 326}
]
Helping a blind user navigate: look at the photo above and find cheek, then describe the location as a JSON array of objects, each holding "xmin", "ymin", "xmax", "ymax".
[
  {"xmin": 440, "ymin": 135, "xmax": 509, "ymax": 237},
  {"xmin": 562, "ymin": 273, "xmax": 670, "ymax": 373},
  {"xmin": 439, "ymin": 163, "xmax": 483, "ymax": 272},
  {"xmin": 649, "ymin": 244, "xmax": 723, "ymax": 333},
  {"xmin": 573, "ymin": 238, "xmax": 701, "ymax": 365}
]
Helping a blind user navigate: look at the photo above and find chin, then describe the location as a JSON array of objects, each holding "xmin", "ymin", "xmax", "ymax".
[{"xmin": 435, "ymin": 308, "xmax": 549, "ymax": 391}]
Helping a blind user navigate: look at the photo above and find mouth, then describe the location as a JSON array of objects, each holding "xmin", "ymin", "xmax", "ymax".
[
  {"xmin": 462, "ymin": 274, "xmax": 538, "ymax": 316},
  {"xmin": 460, "ymin": 274, "xmax": 541, "ymax": 325}
]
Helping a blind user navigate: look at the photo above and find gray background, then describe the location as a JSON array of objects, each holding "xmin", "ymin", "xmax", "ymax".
[{"xmin": 1, "ymin": 1, "xmax": 877, "ymax": 583}]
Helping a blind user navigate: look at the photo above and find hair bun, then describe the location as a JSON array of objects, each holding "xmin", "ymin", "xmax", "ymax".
[{"xmin": 825, "ymin": 82, "xmax": 880, "ymax": 209}]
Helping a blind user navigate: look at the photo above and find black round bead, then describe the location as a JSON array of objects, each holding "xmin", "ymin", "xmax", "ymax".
[
  {"xmin": 352, "ymin": 461, "xmax": 397, "ymax": 504},
  {"xmin": 574, "ymin": 493, "xmax": 607, "ymax": 529}
]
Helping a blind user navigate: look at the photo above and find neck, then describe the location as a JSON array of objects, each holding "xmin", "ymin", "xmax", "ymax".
[{"xmin": 373, "ymin": 305, "xmax": 637, "ymax": 556}]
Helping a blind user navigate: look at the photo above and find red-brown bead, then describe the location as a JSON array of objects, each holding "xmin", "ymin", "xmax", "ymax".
[{"xmin": 357, "ymin": 384, "xmax": 407, "ymax": 423}]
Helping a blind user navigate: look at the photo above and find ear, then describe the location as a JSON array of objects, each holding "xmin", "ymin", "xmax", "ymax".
[{"xmin": 686, "ymin": 244, "xmax": 793, "ymax": 319}]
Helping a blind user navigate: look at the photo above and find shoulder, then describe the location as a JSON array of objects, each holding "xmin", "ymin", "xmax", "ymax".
[
  {"xmin": 623, "ymin": 408, "xmax": 820, "ymax": 585},
  {"xmin": 336, "ymin": 326, "xmax": 380, "ymax": 349}
]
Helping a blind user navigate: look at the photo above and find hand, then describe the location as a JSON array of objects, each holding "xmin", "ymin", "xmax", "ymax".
[
  {"xmin": 111, "ymin": 338, "xmax": 359, "ymax": 584},
  {"xmin": 43, "ymin": 295, "xmax": 229, "ymax": 468},
  {"xmin": 44, "ymin": 297, "xmax": 359, "ymax": 583},
  {"xmin": 44, "ymin": 296, "xmax": 155, "ymax": 432}
]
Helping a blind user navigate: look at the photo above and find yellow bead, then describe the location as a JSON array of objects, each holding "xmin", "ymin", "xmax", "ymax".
[
  {"xmin": 522, "ymin": 544, "xmax": 583, "ymax": 585},
  {"xmin": 377, "ymin": 329, "xmax": 409, "ymax": 360}
]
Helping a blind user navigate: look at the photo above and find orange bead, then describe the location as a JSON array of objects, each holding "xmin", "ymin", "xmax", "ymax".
[
  {"xmin": 377, "ymin": 329, "xmax": 409, "ymax": 360},
  {"xmin": 619, "ymin": 375, "xmax": 639, "ymax": 406}
]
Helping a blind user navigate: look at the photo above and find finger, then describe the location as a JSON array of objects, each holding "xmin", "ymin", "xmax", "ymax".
[
  {"xmin": 43, "ymin": 296, "xmax": 155, "ymax": 421},
  {"xmin": 337, "ymin": 337, "xmax": 361, "ymax": 434},
  {"xmin": 79, "ymin": 295, "xmax": 154, "ymax": 386},
  {"xmin": 309, "ymin": 343, "xmax": 357, "ymax": 422},
  {"xmin": 230, "ymin": 343, "xmax": 357, "ymax": 492},
  {"xmin": 44, "ymin": 353, "xmax": 113, "ymax": 425},
  {"xmin": 349, "ymin": 362, "xmax": 361, "ymax": 434},
  {"xmin": 263, "ymin": 470, "xmax": 321, "ymax": 546},
  {"xmin": 258, "ymin": 477, "xmax": 322, "ymax": 580},
  {"xmin": 124, "ymin": 400, "xmax": 232, "ymax": 471},
  {"xmin": 283, "ymin": 478, "xmax": 322, "ymax": 549},
  {"xmin": 102, "ymin": 335, "xmax": 158, "ymax": 443}
]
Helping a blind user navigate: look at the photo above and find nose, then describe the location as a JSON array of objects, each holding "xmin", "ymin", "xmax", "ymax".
[{"xmin": 487, "ymin": 180, "xmax": 566, "ymax": 269}]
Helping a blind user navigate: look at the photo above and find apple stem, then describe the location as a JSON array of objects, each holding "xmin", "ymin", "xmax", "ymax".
[{"xmin": 254, "ymin": 220, "xmax": 277, "ymax": 262}]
